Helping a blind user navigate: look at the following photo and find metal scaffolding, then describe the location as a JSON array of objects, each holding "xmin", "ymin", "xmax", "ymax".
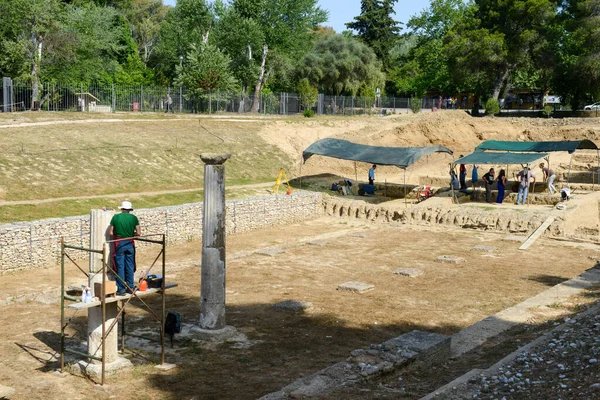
[{"xmin": 60, "ymin": 234, "xmax": 175, "ymax": 385}]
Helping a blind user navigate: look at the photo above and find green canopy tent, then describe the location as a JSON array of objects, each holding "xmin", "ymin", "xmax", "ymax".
[
  {"xmin": 302, "ymin": 138, "xmax": 454, "ymax": 205},
  {"xmin": 474, "ymin": 140, "xmax": 599, "ymax": 187},
  {"xmin": 475, "ymin": 139, "xmax": 598, "ymax": 153},
  {"xmin": 454, "ymin": 152, "xmax": 549, "ymax": 165},
  {"xmin": 453, "ymin": 151, "xmax": 549, "ymax": 205}
]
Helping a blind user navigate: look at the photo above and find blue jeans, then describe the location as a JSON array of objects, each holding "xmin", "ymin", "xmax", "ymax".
[
  {"xmin": 459, "ymin": 172, "xmax": 467, "ymax": 190},
  {"xmin": 114, "ymin": 240, "xmax": 135, "ymax": 292},
  {"xmin": 517, "ymin": 185, "xmax": 528, "ymax": 204}
]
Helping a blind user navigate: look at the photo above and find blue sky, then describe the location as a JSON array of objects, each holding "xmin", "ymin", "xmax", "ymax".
[{"xmin": 162, "ymin": 0, "xmax": 431, "ymax": 32}]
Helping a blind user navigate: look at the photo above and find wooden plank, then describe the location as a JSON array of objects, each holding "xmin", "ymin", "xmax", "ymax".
[
  {"xmin": 519, "ymin": 216, "xmax": 555, "ymax": 250},
  {"xmin": 67, "ymin": 283, "xmax": 178, "ymax": 310}
]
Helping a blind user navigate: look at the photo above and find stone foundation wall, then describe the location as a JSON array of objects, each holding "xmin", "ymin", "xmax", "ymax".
[
  {"xmin": 324, "ymin": 196, "xmax": 564, "ymax": 236},
  {"xmin": 0, "ymin": 192, "xmax": 322, "ymax": 273}
]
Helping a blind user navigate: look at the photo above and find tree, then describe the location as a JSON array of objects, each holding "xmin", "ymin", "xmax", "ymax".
[
  {"xmin": 387, "ymin": 0, "xmax": 466, "ymax": 96},
  {"xmin": 444, "ymin": 0, "xmax": 557, "ymax": 100},
  {"xmin": 0, "ymin": 0, "xmax": 64, "ymax": 109},
  {"xmin": 551, "ymin": 0, "xmax": 600, "ymax": 108},
  {"xmin": 127, "ymin": 0, "xmax": 167, "ymax": 66},
  {"xmin": 175, "ymin": 43, "xmax": 238, "ymax": 102},
  {"xmin": 153, "ymin": 0, "xmax": 213, "ymax": 81},
  {"xmin": 212, "ymin": 8, "xmax": 264, "ymax": 92},
  {"xmin": 297, "ymin": 34, "xmax": 385, "ymax": 96},
  {"xmin": 346, "ymin": 0, "xmax": 401, "ymax": 67},
  {"xmin": 227, "ymin": 0, "xmax": 328, "ymax": 112},
  {"xmin": 297, "ymin": 78, "xmax": 318, "ymax": 110}
]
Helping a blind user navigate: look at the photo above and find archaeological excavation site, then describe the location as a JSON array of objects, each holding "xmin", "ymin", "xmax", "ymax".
[{"xmin": 1, "ymin": 111, "xmax": 600, "ymax": 399}]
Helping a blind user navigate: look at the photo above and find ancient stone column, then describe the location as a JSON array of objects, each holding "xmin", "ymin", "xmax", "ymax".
[
  {"xmin": 199, "ymin": 153, "xmax": 231, "ymax": 330},
  {"xmin": 88, "ymin": 209, "xmax": 119, "ymax": 364}
]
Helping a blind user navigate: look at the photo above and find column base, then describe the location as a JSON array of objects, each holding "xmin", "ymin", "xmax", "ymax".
[
  {"xmin": 71, "ymin": 356, "xmax": 132, "ymax": 378},
  {"xmin": 181, "ymin": 324, "xmax": 238, "ymax": 342}
]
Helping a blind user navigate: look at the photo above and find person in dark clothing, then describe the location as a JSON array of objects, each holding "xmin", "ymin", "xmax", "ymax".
[
  {"xmin": 482, "ymin": 168, "xmax": 495, "ymax": 203},
  {"xmin": 459, "ymin": 156, "xmax": 467, "ymax": 191},
  {"xmin": 496, "ymin": 169, "xmax": 507, "ymax": 204}
]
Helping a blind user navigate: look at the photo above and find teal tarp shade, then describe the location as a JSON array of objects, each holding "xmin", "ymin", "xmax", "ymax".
[
  {"xmin": 302, "ymin": 138, "xmax": 453, "ymax": 169},
  {"xmin": 475, "ymin": 140, "xmax": 598, "ymax": 154},
  {"xmin": 455, "ymin": 152, "xmax": 548, "ymax": 165}
]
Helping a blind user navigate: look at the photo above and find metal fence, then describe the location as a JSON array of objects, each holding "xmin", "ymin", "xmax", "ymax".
[{"xmin": 0, "ymin": 78, "xmax": 429, "ymax": 115}]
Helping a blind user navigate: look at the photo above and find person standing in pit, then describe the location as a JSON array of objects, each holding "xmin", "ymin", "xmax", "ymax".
[
  {"xmin": 368, "ymin": 164, "xmax": 376, "ymax": 186},
  {"xmin": 539, "ymin": 162, "xmax": 557, "ymax": 195},
  {"xmin": 459, "ymin": 156, "xmax": 467, "ymax": 191},
  {"xmin": 110, "ymin": 201, "xmax": 141, "ymax": 296},
  {"xmin": 482, "ymin": 168, "xmax": 495, "ymax": 203},
  {"xmin": 496, "ymin": 169, "xmax": 507, "ymax": 204},
  {"xmin": 516, "ymin": 167, "xmax": 536, "ymax": 205}
]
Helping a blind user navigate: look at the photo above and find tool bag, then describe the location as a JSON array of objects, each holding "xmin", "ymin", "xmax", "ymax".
[{"xmin": 165, "ymin": 311, "xmax": 181, "ymax": 347}]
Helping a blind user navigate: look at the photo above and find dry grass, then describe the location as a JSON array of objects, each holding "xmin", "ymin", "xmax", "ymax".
[{"xmin": 0, "ymin": 118, "xmax": 292, "ymax": 202}]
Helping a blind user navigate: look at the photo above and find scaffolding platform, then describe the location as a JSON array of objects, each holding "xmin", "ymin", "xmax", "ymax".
[{"xmin": 67, "ymin": 284, "xmax": 178, "ymax": 310}]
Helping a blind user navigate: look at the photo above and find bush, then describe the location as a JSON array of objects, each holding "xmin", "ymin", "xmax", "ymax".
[
  {"xmin": 485, "ymin": 98, "xmax": 500, "ymax": 115},
  {"xmin": 297, "ymin": 78, "xmax": 319, "ymax": 110},
  {"xmin": 303, "ymin": 109, "xmax": 315, "ymax": 118},
  {"xmin": 543, "ymin": 105, "xmax": 553, "ymax": 118},
  {"xmin": 410, "ymin": 97, "xmax": 422, "ymax": 114}
]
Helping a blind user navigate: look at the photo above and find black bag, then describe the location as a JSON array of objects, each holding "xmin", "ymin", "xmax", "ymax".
[{"xmin": 165, "ymin": 311, "xmax": 181, "ymax": 347}]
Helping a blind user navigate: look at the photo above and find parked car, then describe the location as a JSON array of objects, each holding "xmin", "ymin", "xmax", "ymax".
[{"xmin": 584, "ymin": 102, "xmax": 600, "ymax": 110}]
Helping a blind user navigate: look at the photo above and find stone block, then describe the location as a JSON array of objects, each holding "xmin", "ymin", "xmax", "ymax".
[
  {"xmin": 0, "ymin": 385, "xmax": 15, "ymax": 398},
  {"xmin": 351, "ymin": 232, "xmax": 369, "ymax": 238},
  {"xmin": 382, "ymin": 330, "xmax": 451, "ymax": 365},
  {"xmin": 393, "ymin": 268, "xmax": 424, "ymax": 277},
  {"xmin": 503, "ymin": 235, "xmax": 526, "ymax": 242},
  {"xmin": 155, "ymin": 363, "xmax": 177, "ymax": 371},
  {"xmin": 307, "ymin": 241, "xmax": 328, "ymax": 246},
  {"xmin": 471, "ymin": 245, "xmax": 497, "ymax": 253},
  {"xmin": 338, "ymin": 281, "xmax": 374, "ymax": 293},
  {"xmin": 273, "ymin": 300, "xmax": 313, "ymax": 313},
  {"xmin": 435, "ymin": 255, "xmax": 465, "ymax": 264},
  {"xmin": 254, "ymin": 248, "xmax": 285, "ymax": 257}
]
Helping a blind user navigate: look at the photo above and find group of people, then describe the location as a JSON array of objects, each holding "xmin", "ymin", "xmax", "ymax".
[{"xmin": 451, "ymin": 160, "xmax": 559, "ymax": 205}]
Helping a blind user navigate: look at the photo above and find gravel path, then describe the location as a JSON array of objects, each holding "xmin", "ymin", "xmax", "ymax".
[{"xmin": 435, "ymin": 305, "xmax": 600, "ymax": 399}]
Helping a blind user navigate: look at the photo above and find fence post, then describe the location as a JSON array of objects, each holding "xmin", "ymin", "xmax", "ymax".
[
  {"xmin": 141, "ymin": 86, "xmax": 144, "ymax": 112},
  {"xmin": 179, "ymin": 86, "xmax": 182, "ymax": 113},
  {"xmin": 112, "ymin": 84, "xmax": 115, "ymax": 112}
]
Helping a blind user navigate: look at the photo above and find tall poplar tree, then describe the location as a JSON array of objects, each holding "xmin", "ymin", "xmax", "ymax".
[{"xmin": 346, "ymin": 0, "xmax": 401, "ymax": 68}]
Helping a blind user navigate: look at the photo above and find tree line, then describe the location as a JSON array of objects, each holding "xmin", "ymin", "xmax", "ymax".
[{"xmin": 0, "ymin": 0, "xmax": 598, "ymax": 110}]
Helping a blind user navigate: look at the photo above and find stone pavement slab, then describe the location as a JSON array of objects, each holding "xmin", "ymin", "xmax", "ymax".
[
  {"xmin": 337, "ymin": 281, "xmax": 374, "ymax": 293},
  {"xmin": 393, "ymin": 268, "xmax": 424, "ymax": 277},
  {"xmin": 471, "ymin": 245, "xmax": 497, "ymax": 253},
  {"xmin": 273, "ymin": 300, "xmax": 313, "ymax": 313},
  {"xmin": 255, "ymin": 248, "xmax": 285, "ymax": 257},
  {"xmin": 435, "ymin": 255, "xmax": 465, "ymax": 264}
]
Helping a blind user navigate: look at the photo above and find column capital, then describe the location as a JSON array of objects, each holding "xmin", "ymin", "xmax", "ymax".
[{"xmin": 200, "ymin": 153, "xmax": 231, "ymax": 165}]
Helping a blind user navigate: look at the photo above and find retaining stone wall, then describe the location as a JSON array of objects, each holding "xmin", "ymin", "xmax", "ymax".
[
  {"xmin": 324, "ymin": 196, "xmax": 564, "ymax": 236},
  {"xmin": 0, "ymin": 192, "xmax": 322, "ymax": 273}
]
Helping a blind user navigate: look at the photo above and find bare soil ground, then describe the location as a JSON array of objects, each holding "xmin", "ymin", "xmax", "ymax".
[{"xmin": 1, "ymin": 217, "xmax": 598, "ymax": 399}]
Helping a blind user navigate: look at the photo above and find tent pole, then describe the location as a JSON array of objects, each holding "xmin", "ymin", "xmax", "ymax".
[
  {"xmin": 354, "ymin": 161, "xmax": 358, "ymax": 183},
  {"xmin": 592, "ymin": 149, "xmax": 600, "ymax": 190},
  {"xmin": 404, "ymin": 169, "xmax": 407, "ymax": 208},
  {"xmin": 545, "ymin": 156, "xmax": 550, "ymax": 194},
  {"xmin": 567, "ymin": 153, "xmax": 574, "ymax": 188},
  {"xmin": 299, "ymin": 160, "xmax": 302, "ymax": 191},
  {"xmin": 527, "ymin": 163, "xmax": 532, "ymax": 207}
]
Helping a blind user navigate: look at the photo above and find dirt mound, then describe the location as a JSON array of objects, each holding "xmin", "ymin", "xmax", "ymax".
[{"xmin": 260, "ymin": 112, "xmax": 600, "ymax": 184}]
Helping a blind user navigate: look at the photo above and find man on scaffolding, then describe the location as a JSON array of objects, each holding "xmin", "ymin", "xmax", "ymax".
[{"xmin": 109, "ymin": 201, "xmax": 141, "ymax": 296}]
